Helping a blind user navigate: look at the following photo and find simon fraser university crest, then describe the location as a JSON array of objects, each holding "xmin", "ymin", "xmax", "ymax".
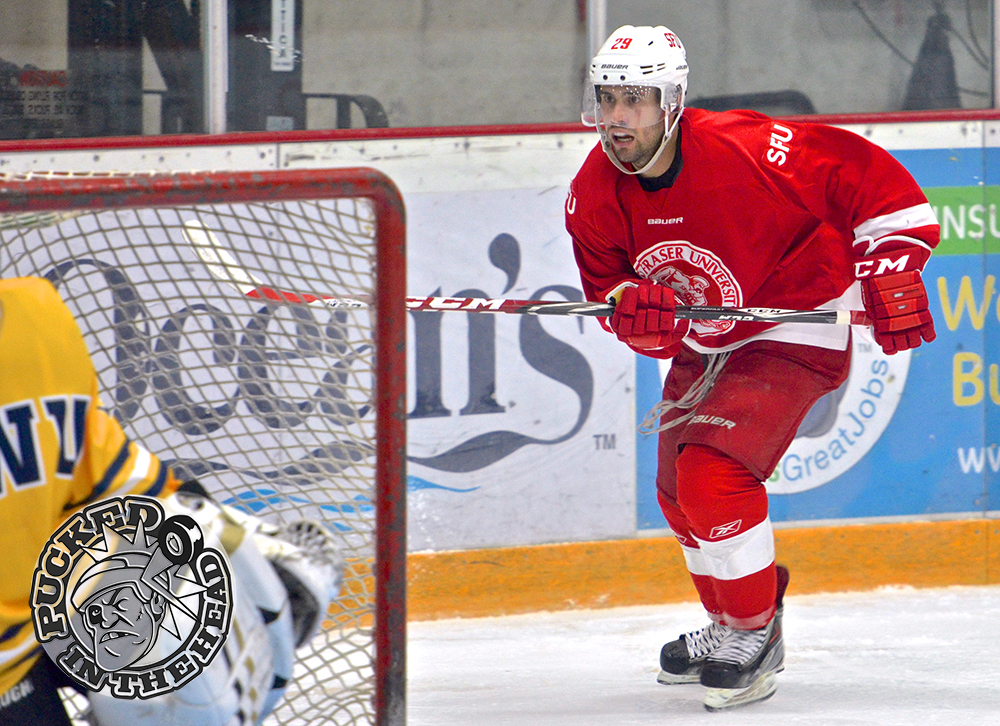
[{"xmin": 30, "ymin": 495, "xmax": 233, "ymax": 698}]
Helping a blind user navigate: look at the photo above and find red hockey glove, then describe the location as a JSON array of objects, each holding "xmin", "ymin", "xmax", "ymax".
[
  {"xmin": 856, "ymin": 250, "xmax": 936, "ymax": 355},
  {"xmin": 606, "ymin": 279, "xmax": 690, "ymax": 357}
]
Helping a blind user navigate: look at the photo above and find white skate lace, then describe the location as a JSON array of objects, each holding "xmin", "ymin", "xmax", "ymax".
[
  {"xmin": 685, "ymin": 622, "xmax": 733, "ymax": 659},
  {"xmin": 709, "ymin": 627, "xmax": 769, "ymax": 666},
  {"xmin": 639, "ymin": 350, "xmax": 732, "ymax": 434}
]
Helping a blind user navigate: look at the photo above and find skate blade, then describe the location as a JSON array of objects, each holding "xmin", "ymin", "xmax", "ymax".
[
  {"xmin": 656, "ymin": 669, "xmax": 700, "ymax": 685},
  {"xmin": 703, "ymin": 672, "xmax": 778, "ymax": 712}
]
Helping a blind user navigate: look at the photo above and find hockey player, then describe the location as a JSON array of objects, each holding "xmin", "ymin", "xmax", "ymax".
[
  {"xmin": 0, "ymin": 276, "xmax": 180, "ymax": 725},
  {"xmin": 566, "ymin": 26, "xmax": 938, "ymax": 711}
]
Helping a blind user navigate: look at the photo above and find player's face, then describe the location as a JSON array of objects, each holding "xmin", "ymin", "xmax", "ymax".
[
  {"xmin": 83, "ymin": 585, "xmax": 158, "ymax": 670},
  {"xmin": 596, "ymin": 85, "xmax": 665, "ymax": 167}
]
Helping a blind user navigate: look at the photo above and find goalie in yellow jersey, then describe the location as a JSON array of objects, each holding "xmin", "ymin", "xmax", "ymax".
[
  {"xmin": 0, "ymin": 277, "xmax": 343, "ymax": 726},
  {"xmin": 0, "ymin": 276, "xmax": 180, "ymax": 724}
]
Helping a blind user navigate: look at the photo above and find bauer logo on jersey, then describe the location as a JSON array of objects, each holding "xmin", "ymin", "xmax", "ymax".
[
  {"xmin": 30, "ymin": 495, "xmax": 233, "ymax": 699},
  {"xmin": 634, "ymin": 240, "xmax": 743, "ymax": 336}
]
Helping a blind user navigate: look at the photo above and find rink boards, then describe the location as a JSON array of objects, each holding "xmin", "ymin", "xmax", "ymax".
[{"xmin": 2, "ymin": 114, "xmax": 998, "ymax": 615}]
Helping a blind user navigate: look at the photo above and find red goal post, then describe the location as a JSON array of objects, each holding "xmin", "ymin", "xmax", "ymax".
[{"xmin": 0, "ymin": 168, "xmax": 407, "ymax": 726}]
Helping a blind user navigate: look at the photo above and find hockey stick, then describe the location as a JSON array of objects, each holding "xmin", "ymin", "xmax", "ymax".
[
  {"xmin": 399, "ymin": 299, "xmax": 871, "ymax": 325},
  {"xmin": 183, "ymin": 221, "xmax": 871, "ymax": 326}
]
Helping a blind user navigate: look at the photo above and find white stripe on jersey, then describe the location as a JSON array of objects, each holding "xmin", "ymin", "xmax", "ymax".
[
  {"xmin": 853, "ymin": 203, "xmax": 938, "ymax": 252},
  {"xmin": 693, "ymin": 517, "xmax": 775, "ymax": 581},
  {"xmin": 856, "ymin": 233, "xmax": 936, "ymax": 259},
  {"xmin": 93, "ymin": 444, "xmax": 154, "ymax": 505},
  {"xmin": 0, "ymin": 629, "xmax": 38, "ymax": 668},
  {"xmin": 121, "ymin": 444, "xmax": 153, "ymax": 492},
  {"xmin": 684, "ymin": 283, "xmax": 861, "ymax": 354}
]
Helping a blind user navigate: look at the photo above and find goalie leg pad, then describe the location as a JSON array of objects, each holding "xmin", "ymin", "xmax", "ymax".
[
  {"xmin": 88, "ymin": 491, "xmax": 302, "ymax": 726},
  {"xmin": 255, "ymin": 520, "xmax": 344, "ymax": 647}
]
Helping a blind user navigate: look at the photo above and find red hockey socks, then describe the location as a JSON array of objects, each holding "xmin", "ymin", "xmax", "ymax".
[
  {"xmin": 666, "ymin": 444, "xmax": 777, "ymax": 628},
  {"xmin": 657, "ymin": 489, "xmax": 725, "ymax": 622}
]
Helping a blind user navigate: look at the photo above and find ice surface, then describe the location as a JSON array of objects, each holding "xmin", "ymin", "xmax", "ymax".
[{"xmin": 409, "ymin": 585, "xmax": 1000, "ymax": 725}]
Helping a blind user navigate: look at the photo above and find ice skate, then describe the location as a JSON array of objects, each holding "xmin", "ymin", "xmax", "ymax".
[
  {"xmin": 699, "ymin": 614, "xmax": 784, "ymax": 711},
  {"xmin": 698, "ymin": 564, "xmax": 788, "ymax": 709},
  {"xmin": 658, "ymin": 564, "xmax": 788, "ymax": 686},
  {"xmin": 657, "ymin": 621, "xmax": 733, "ymax": 684}
]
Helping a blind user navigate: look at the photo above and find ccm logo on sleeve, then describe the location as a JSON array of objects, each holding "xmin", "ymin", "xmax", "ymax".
[{"xmin": 854, "ymin": 253, "xmax": 911, "ymax": 278}]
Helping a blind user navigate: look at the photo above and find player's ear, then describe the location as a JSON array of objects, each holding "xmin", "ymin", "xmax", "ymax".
[{"xmin": 149, "ymin": 591, "xmax": 166, "ymax": 617}]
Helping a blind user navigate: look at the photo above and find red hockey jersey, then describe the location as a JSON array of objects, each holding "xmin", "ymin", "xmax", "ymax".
[{"xmin": 566, "ymin": 107, "xmax": 939, "ymax": 353}]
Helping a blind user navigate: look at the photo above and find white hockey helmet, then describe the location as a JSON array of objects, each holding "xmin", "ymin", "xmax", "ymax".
[{"xmin": 582, "ymin": 25, "xmax": 689, "ymax": 174}]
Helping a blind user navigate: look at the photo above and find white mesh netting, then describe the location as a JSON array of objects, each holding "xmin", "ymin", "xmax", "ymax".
[{"xmin": 0, "ymin": 176, "xmax": 390, "ymax": 726}]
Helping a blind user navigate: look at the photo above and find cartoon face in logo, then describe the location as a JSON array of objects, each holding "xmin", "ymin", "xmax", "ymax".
[
  {"xmin": 78, "ymin": 572, "xmax": 167, "ymax": 671},
  {"xmin": 67, "ymin": 515, "xmax": 202, "ymax": 673},
  {"xmin": 31, "ymin": 496, "xmax": 233, "ymax": 698}
]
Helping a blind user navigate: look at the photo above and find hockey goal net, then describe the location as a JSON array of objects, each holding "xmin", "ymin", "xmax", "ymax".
[{"xmin": 0, "ymin": 169, "xmax": 406, "ymax": 726}]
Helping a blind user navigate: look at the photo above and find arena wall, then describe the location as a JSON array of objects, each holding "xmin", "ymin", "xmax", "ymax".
[{"xmin": 2, "ymin": 111, "xmax": 998, "ymax": 617}]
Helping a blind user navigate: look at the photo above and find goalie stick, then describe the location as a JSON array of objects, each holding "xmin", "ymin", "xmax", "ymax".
[{"xmin": 183, "ymin": 220, "xmax": 871, "ymax": 326}]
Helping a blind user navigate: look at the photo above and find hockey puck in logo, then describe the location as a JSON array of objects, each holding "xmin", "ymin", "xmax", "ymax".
[{"xmin": 159, "ymin": 514, "xmax": 205, "ymax": 565}]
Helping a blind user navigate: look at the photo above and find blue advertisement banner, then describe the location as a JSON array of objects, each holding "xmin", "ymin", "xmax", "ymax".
[{"xmin": 637, "ymin": 145, "xmax": 998, "ymax": 530}]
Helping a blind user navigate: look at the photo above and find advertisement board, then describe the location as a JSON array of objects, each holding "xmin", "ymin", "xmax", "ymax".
[
  {"xmin": 637, "ymin": 125, "xmax": 999, "ymax": 529},
  {"xmin": 1, "ymin": 117, "xmax": 996, "ymax": 550}
]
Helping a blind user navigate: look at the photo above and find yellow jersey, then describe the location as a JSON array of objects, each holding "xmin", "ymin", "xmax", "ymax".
[{"xmin": 0, "ymin": 277, "xmax": 179, "ymax": 695}]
